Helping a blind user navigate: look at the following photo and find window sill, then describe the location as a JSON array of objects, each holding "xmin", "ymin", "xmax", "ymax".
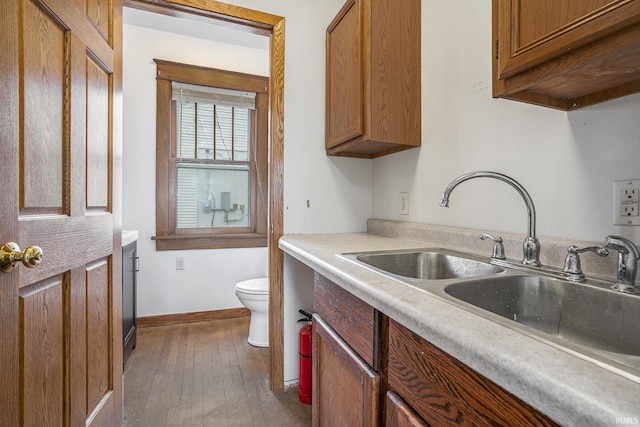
[{"xmin": 152, "ymin": 233, "xmax": 267, "ymax": 250}]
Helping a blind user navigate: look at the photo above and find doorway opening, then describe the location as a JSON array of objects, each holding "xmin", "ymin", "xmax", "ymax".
[{"xmin": 123, "ymin": 0, "xmax": 285, "ymax": 392}]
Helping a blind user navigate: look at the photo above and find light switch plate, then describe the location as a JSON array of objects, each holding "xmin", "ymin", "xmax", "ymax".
[
  {"xmin": 613, "ymin": 179, "xmax": 640, "ymax": 225},
  {"xmin": 400, "ymin": 192, "xmax": 409, "ymax": 215}
]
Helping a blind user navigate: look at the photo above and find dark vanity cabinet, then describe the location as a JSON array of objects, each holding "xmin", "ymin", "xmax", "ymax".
[{"xmin": 122, "ymin": 240, "xmax": 138, "ymax": 368}]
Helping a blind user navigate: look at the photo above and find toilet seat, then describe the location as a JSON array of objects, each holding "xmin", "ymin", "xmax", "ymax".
[{"xmin": 235, "ymin": 278, "xmax": 268, "ymax": 295}]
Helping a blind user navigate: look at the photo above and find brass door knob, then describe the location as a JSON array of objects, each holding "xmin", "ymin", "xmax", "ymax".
[{"xmin": 0, "ymin": 242, "xmax": 44, "ymax": 272}]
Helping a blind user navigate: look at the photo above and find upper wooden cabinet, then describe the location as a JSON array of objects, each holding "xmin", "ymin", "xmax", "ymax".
[
  {"xmin": 325, "ymin": 0, "xmax": 421, "ymax": 158},
  {"xmin": 493, "ymin": 0, "xmax": 640, "ymax": 110}
]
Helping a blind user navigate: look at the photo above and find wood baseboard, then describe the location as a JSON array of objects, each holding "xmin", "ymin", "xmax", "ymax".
[{"xmin": 137, "ymin": 307, "xmax": 250, "ymax": 328}]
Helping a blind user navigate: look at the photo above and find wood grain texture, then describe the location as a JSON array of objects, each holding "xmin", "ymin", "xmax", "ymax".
[
  {"xmin": 325, "ymin": 0, "xmax": 363, "ymax": 148},
  {"xmin": 137, "ymin": 307, "xmax": 250, "ymax": 328},
  {"xmin": 369, "ymin": 0, "xmax": 421, "ymax": 148},
  {"xmin": 0, "ymin": 1, "xmax": 21, "ymax": 421},
  {"xmin": 517, "ymin": 0, "xmax": 614, "ymax": 46},
  {"xmin": 154, "ymin": 59, "xmax": 269, "ymax": 92},
  {"xmin": 123, "ymin": 318, "xmax": 311, "ymax": 426},
  {"xmin": 312, "ymin": 315, "xmax": 380, "ymax": 427},
  {"xmin": 325, "ymin": 0, "xmax": 421, "ymax": 158},
  {"xmin": 498, "ymin": 0, "xmax": 640, "ymax": 78},
  {"xmin": 69, "ymin": 268, "xmax": 88, "ymax": 426},
  {"xmin": 1, "ymin": 0, "xmax": 123, "ymax": 424},
  {"xmin": 86, "ymin": 260, "xmax": 111, "ymax": 412},
  {"xmin": 266, "ymin": 14, "xmax": 286, "ymax": 392},
  {"xmin": 386, "ymin": 391, "xmax": 428, "ymax": 427},
  {"xmin": 87, "ymin": 0, "xmax": 111, "ymax": 41},
  {"xmin": 388, "ymin": 319, "xmax": 558, "ymax": 427},
  {"xmin": 21, "ymin": 0, "xmax": 66, "ymax": 214},
  {"xmin": 493, "ymin": 0, "xmax": 640, "ymax": 109},
  {"xmin": 19, "ymin": 277, "xmax": 65, "ymax": 426},
  {"xmin": 86, "ymin": 56, "xmax": 110, "ymax": 210},
  {"xmin": 314, "ymin": 273, "xmax": 378, "ymax": 368},
  {"xmin": 124, "ymin": 0, "xmax": 281, "ymax": 35}
]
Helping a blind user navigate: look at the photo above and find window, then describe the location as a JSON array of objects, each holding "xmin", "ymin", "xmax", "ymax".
[{"xmin": 153, "ymin": 60, "xmax": 269, "ymax": 250}]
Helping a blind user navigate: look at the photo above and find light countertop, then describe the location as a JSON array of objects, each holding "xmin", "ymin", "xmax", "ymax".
[
  {"xmin": 122, "ymin": 230, "xmax": 139, "ymax": 246},
  {"xmin": 279, "ymin": 231, "xmax": 640, "ymax": 427}
]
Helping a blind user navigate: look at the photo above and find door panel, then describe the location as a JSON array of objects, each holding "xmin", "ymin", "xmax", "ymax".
[
  {"xmin": 1, "ymin": 0, "xmax": 122, "ymax": 425},
  {"xmin": 86, "ymin": 259, "xmax": 111, "ymax": 412},
  {"xmin": 20, "ymin": 276, "xmax": 65, "ymax": 427},
  {"xmin": 86, "ymin": 56, "xmax": 111, "ymax": 210},
  {"xmin": 21, "ymin": 0, "xmax": 67, "ymax": 214}
]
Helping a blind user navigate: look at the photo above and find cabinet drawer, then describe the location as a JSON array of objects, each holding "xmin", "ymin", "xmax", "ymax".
[
  {"xmin": 314, "ymin": 273, "xmax": 382, "ymax": 368},
  {"xmin": 388, "ymin": 319, "xmax": 558, "ymax": 426}
]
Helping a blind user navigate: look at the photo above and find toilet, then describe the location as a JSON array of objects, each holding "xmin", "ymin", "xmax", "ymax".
[{"xmin": 235, "ymin": 278, "xmax": 269, "ymax": 347}]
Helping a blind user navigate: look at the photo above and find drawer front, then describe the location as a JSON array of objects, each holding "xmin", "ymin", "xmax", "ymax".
[
  {"xmin": 314, "ymin": 273, "xmax": 379, "ymax": 368},
  {"xmin": 388, "ymin": 320, "xmax": 557, "ymax": 427}
]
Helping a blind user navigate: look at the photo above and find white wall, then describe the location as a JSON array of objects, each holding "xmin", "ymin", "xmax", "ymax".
[
  {"xmin": 372, "ymin": 0, "xmax": 640, "ymax": 248},
  {"xmin": 123, "ymin": 12, "xmax": 272, "ymax": 317}
]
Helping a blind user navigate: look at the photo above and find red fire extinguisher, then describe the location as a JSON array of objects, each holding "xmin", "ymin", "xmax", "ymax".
[{"xmin": 298, "ymin": 309, "xmax": 313, "ymax": 405}]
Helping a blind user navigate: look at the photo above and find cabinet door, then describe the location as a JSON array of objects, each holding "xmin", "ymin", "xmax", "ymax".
[
  {"xmin": 495, "ymin": 0, "xmax": 640, "ymax": 79},
  {"xmin": 386, "ymin": 391, "xmax": 428, "ymax": 427},
  {"xmin": 313, "ymin": 314, "xmax": 380, "ymax": 427},
  {"xmin": 326, "ymin": 0, "xmax": 363, "ymax": 149}
]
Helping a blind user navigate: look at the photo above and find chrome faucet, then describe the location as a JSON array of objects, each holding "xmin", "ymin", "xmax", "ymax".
[
  {"xmin": 604, "ymin": 235, "xmax": 640, "ymax": 294},
  {"xmin": 440, "ymin": 171, "xmax": 541, "ymax": 266}
]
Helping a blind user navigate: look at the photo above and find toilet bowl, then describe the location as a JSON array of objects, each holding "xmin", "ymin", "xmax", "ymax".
[{"xmin": 235, "ymin": 278, "xmax": 269, "ymax": 347}]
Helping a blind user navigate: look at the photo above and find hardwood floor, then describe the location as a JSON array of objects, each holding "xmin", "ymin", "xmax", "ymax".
[{"xmin": 123, "ymin": 317, "xmax": 312, "ymax": 426}]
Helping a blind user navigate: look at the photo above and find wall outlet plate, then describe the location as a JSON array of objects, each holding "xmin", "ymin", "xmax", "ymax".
[
  {"xmin": 400, "ymin": 192, "xmax": 409, "ymax": 215},
  {"xmin": 614, "ymin": 179, "xmax": 640, "ymax": 225}
]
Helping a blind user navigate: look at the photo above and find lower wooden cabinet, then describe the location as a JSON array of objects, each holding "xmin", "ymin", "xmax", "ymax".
[
  {"xmin": 388, "ymin": 319, "xmax": 558, "ymax": 427},
  {"xmin": 312, "ymin": 314, "xmax": 380, "ymax": 427},
  {"xmin": 312, "ymin": 273, "xmax": 559, "ymax": 426}
]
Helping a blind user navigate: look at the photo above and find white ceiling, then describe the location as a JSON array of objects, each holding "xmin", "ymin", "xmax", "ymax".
[{"xmin": 123, "ymin": 7, "xmax": 270, "ymax": 51}]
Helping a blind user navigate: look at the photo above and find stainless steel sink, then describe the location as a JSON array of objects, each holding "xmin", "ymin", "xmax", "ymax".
[
  {"xmin": 344, "ymin": 249, "xmax": 504, "ymax": 280},
  {"xmin": 444, "ymin": 275, "xmax": 640, "ymax": 376},
  {"xmin": 341, "ymin": 246, "xmax": 640, "ymax": 380}
]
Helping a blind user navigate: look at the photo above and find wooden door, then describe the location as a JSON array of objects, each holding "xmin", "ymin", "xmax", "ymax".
[
  {"xmin": 312, "ymin": 315, "xmax": 380, "ymax": 427},
  {"xmin": 0, "ymin": 0, "xmax": 123, "ymax": 425}
]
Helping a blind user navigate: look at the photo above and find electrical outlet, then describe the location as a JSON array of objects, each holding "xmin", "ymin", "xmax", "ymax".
[
  {"xmin": 176, "ymin": 257, "xmax": 185, "ymax": 270},
  {"xmin": 614, "ymin": 180, "xmax": 640, "ymax": 225},
  {"xmin": 400, "ymin": 192, "xmax": 409, "ymax": 215}
]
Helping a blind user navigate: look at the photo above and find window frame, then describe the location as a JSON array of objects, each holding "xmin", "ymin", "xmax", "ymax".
[{"xmin": 153, "ymin": 59, "xmax": 269, "ymax": 250}]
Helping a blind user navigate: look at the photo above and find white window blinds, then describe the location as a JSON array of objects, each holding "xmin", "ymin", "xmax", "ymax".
[{"xmin": 171, "ymin": 82, "xmax": 256, "ymax": 110}]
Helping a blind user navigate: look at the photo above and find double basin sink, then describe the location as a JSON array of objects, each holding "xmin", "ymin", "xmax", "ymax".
[{"xmin": 340, "ymin": 248, "xmax": 640, "ymax": 381}]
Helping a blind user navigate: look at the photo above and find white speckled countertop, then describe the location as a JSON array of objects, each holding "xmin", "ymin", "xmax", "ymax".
[
  {"xmin": 122, "ymin": 230, "xmax": 139, "ymax": 246},
  {"xmin": 279, "ymin": 223, "xmax": 640, "ymax": 427}
]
